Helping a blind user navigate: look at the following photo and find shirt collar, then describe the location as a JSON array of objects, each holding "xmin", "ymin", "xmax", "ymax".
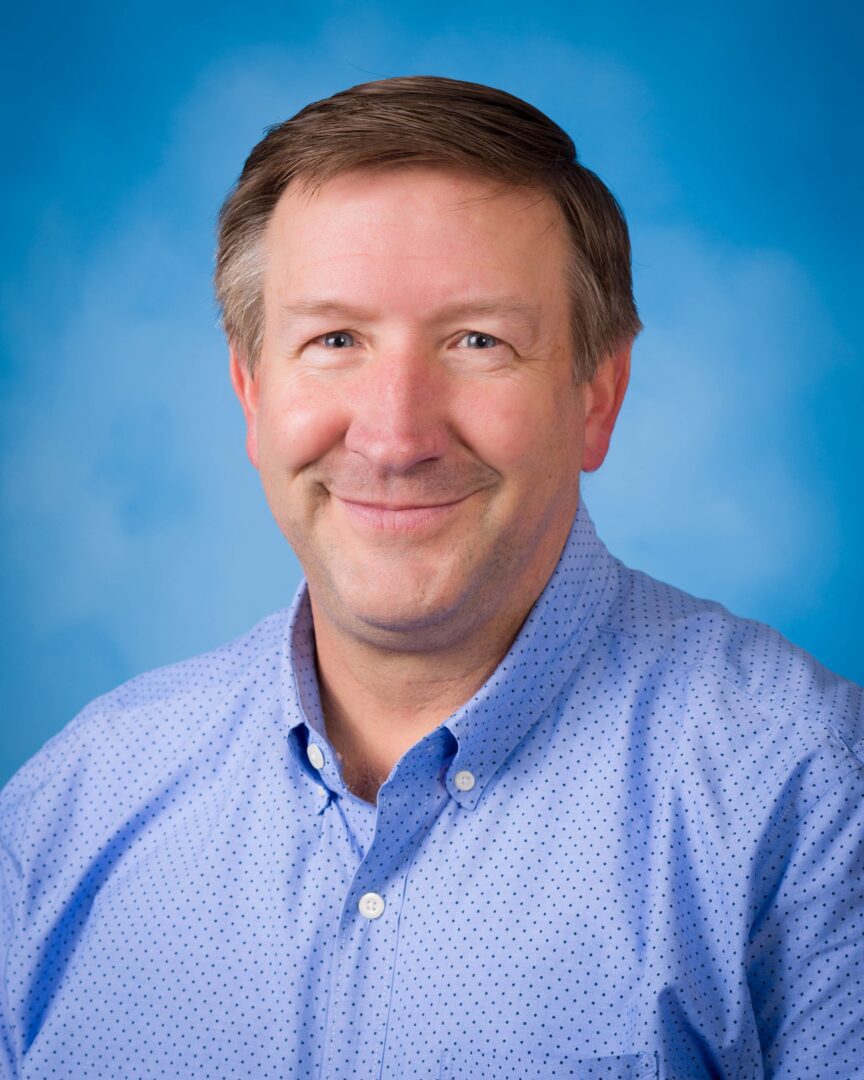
[
  {"xmin": 280, "ymin": 499, "xmax": 617, "ymax": 807},
  {"xmin": 442, "ymin": 499, "xmax": 616, "ymax": 807}
]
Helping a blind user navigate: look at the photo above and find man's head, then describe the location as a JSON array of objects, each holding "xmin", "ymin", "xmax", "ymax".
[
  {"xmin": 220, "ymin": 78, "xmax": 639, "ymax": 653},
  {"xmin": 216, "ymin": 76, "xmax": 640, "ymax": 384}
]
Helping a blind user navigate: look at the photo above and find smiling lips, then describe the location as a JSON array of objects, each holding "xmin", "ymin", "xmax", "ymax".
[{"xmin": 334, "ymin": 494, "xmax": 470, "ymax": 533}]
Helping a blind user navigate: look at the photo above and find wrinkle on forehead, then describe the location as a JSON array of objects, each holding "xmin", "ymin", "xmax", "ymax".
[{"xmin": 269, "ymin": 165, "xmax": 564, "ymax": 247}]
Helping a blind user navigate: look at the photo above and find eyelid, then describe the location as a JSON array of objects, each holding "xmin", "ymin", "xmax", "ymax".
[
  {"xmin": 453, "ymin": 330, "xmax": 505, "ymax": 348},
  {"xmin": 309, "ymin": 329, "xmax": 360, "ymax": 347}
]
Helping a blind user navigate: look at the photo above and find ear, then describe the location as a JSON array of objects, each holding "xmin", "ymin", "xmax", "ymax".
[
  {"xmin": 581, "ymin": 341, "xmax": 632, "ymax": 473},
  {"xmin": 229, "ymin": 347, "xmax": 260, "ymax": 469}
]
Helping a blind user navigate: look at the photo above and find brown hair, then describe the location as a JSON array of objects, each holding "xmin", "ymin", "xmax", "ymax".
[{"xmin": 215, "ymin": 75, "xmax": 641, "ymax": 381}]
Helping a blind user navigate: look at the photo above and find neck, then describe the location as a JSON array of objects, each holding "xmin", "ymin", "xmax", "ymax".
[{"xmin": 310, "ymin": 591, "xmax": 534, "ymax": 803}]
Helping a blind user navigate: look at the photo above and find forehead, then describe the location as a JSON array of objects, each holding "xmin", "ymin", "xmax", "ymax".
[{"xmin": 262, "ymin": 166, "xmax": 570, "ymax": 310}]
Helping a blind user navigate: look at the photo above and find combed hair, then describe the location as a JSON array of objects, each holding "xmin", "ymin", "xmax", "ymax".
[{"xmin": 215, "ymin": 75, "xmax": 641, "ymax": 381}]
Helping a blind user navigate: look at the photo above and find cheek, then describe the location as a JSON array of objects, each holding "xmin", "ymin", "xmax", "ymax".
[
  {"xmin": 453, "ymin": 381, "xmax": 584, "ymax": 474},
  {"xmin": 256, "ymin": 382, "xmax": 349, "ymax": 472}
]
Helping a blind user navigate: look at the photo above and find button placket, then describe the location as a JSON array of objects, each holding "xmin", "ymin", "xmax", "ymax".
[
  {"xmin": 320, "ymin": 871, "xmax": 406, "ymax": 1078},
  {"xmin": 320, "ymin": 748, "xmax": 451, "ymax": 1079}
]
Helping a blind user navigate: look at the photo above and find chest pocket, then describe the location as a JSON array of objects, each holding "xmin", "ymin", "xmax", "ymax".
[{"xmin": 439, "ymin": 1048, "xmax": 659, "ymax": 1078}]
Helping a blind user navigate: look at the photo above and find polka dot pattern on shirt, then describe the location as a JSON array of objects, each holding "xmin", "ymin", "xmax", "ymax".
[{"xmin": 1, "ymin": 500, "xmax": 862, "ymax": 1078}]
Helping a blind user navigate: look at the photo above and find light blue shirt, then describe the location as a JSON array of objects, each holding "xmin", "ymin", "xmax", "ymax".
[{"xmin": 2, "ymin": 503, "xmax": 863, "ymax": 1078}]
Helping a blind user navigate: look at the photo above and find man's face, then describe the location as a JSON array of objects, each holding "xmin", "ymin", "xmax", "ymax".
[{"xmin": 232, "ymin": 166, "xmax": 623, "ymax": 649}]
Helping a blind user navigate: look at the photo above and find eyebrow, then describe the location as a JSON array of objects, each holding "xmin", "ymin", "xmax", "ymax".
[{"xmin": 279, "ymin": 297, "xmax": 542, "ymax": 334}]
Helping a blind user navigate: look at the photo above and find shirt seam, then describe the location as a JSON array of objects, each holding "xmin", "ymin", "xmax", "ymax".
[
  {"xmin": 595, "ymin": 621, "xmax": 863, "ymax": 770},
  {"xmin": 706, "ymin": 663, "xmax": 864, "ymax": 768}
]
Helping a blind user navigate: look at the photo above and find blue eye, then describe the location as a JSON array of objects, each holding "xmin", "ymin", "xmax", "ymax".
[
  {"xmin": 321, "ymin": 331, "xmax": 356, "ymax": 348},
  {"xmin": 460, "ymin": 332, "xmax": 500, "ymax": 349}
]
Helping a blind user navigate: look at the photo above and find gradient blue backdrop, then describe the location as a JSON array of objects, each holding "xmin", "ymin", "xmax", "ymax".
[{"xmin": 2, "ymin": 1, "xmax": 862, "ymax": 786}]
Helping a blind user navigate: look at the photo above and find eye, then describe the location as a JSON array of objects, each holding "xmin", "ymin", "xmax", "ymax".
[
  {"xmin": 456, "ymin": 331, "xmax": 501, "ymax": 349},
  {"xmin": 319, "ymin": 330, "xmax": 356, "ymax": 349}
]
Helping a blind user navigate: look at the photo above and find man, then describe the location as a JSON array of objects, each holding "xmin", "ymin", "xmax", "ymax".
[{"xmin": 1, "ymin": 76, "xmax": 861, "ymax": 1079}]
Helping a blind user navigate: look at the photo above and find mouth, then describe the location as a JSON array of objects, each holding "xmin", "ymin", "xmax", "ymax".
[{"xmin": 331, "ymin": 494, "xmax": 471, "ymax": 533}]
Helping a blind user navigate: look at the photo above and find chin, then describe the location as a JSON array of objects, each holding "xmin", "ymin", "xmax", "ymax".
[
  {"xmin": 310, "ymin": 543, "xmax": 492, "ymax": 641},
  {"xmin": 351, "ymin": 592, "xmax": 460, "ymax": 633},
  {"xmin": 332, "ymin": 576, "xmax": 472, "ymax": 640}
]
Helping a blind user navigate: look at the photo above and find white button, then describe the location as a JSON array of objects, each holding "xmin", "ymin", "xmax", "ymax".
[
  {"xmin": 314, "ymin": 784, "xmax": 327, "ymax": 798},
  {"xmin": 307, "ymin": 743, "xmax": 325, "ymax": 770},
  {"xmin": 358, "ymin": 892, "xmax": 385, "ymax": 920},
  {"xmin": 454, "ymin": 769, "xmax": 476, "ymax": 791}
]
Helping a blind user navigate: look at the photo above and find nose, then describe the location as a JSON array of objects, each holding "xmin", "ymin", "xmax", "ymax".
[{"xmin": 343, "ymin": 345, "xmax": 450, "ymax": 472}]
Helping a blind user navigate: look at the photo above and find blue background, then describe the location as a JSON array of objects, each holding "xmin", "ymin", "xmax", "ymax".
[{"xmin": 1, "ymin": 1, "xmax": 861, "ymax": 786}]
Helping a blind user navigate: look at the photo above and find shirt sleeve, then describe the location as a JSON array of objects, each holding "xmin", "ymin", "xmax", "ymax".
[
  {"xmin": 747, "ymin": 761, "xmax": 864, "ymax": 1078},
  {"xmin": 0, "ymin": 831, "xmax": 18, "ymax": 1079}
]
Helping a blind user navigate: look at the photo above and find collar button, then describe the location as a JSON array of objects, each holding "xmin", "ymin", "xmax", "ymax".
[{"xmin": 454, "ymin": 769, "xmax": 476, "ymax": 792}]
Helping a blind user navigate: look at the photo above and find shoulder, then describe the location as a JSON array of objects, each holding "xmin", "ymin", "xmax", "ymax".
[
  {"xmin": 601, "ymin": 561, "xmax": 864, "ymax": 807},
  {"xmin": 0, "ymin": 609, "xmax": 291, "ymax": 850}
]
